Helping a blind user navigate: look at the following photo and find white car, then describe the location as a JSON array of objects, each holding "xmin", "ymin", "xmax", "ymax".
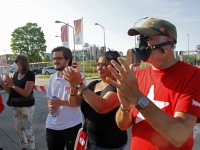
[
  {"xmin": 42, "ymin": 66, "xmax": 57, "ymax": 75},
  {"xmin": 9, "ymin": 68, "xmax": 17, "ymax": 73}
]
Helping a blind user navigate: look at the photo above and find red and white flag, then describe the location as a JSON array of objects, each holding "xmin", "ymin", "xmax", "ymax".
[
  {"xmin": 74, "ymin": 19, "xmax": 83, "ymax": 45},
  {"xmin": 61, "ymin": 24, "xmax": 69, "ymax": 47}
]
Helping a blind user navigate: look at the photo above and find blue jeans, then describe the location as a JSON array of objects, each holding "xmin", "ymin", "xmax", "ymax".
[{"xmin": 87, "ymin": 142, "xmax": 128, "ymax": 150}]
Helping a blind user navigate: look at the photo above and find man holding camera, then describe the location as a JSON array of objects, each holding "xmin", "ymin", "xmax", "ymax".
[{"xmin": 106, "ymin": 18, "xmax": 200, "ymax": 149}]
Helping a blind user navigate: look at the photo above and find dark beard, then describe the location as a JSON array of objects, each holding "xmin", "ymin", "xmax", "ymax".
[{"xmin": 55, "ymin": 66, "xmax": 65, "ymax": 71}]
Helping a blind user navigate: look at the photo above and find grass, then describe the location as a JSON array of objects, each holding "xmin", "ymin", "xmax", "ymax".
[
  {"xmin": 84, "ymin": 73, "xmax": 98, "ymax": 77},
  {"xmin": 38, "ymin": 75, "xmax": 51, "ymax": 78},
  {"xmin": 38, "ymin": 73, "xmax": 99, "ymax": 79}
]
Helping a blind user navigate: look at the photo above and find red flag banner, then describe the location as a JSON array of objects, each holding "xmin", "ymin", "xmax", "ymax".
[
  {"xmin": 74, "ymin": 19, "xmax": 83, "ymax": 45},
  {"xmin": 61, "ymin": 24, "xmax": 69, "ymax": 47}
]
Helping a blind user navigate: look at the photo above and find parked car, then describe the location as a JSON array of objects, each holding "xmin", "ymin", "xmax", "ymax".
[
  {"xmin": 9, "ymin": 68, "xmax": 17, "ymax": 73},
  {"xmin": 0, "ymin": 80, "xmax": 6, "ymax": 90},
  {"xmin": 30, "ymin": 68, "xmax": 43, "ymax": 75},
  {"xmin": 42, "ymin": 66, "xmax": 57, "ymax": 75}
]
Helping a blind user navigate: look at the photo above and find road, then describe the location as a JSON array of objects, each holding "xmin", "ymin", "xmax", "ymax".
[
  {"xmin": 0, "ymin": 75, "xmax": 199, "ymax": 150},
  {"xmin": 0, "ymin": 76, "xmax": 99, "ymax": 150}
]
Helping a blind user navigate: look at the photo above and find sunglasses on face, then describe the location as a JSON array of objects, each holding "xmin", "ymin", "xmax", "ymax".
[{"xmin": 137, "ymin": 35, "xmax": 150, "ymax": 41}]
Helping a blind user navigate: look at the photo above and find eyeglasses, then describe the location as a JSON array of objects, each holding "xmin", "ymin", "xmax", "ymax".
[{"xmin": 52, "ymin": 57, "xmax": 65, "ymax": 61}]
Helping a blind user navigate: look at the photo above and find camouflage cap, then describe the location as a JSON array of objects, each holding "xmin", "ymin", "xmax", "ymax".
[{"xmin": 128, "ymin": 18, "xmax": 177, "ymax": 43}]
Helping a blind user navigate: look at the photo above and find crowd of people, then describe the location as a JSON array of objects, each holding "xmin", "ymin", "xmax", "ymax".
[{"xmin": 0, "ymin": 17, "xmax": 200, "ymax": 150}]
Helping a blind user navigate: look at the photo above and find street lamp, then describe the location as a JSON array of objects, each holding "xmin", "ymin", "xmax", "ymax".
[
  {"xmin": 187, "ymin": 34, "xmax": 189, "ymax": 64},
  {"xmin": 38, "ymin": 52, "xmax": 40, "ymax": 68},
  {"xmin": 55, "ymin": 35, "xmax": 61, "ymax": 38},
  {"xmin": 95, "ymin": 23, "xmax": 106, "ymax": 51},
  {"xmin": 134, "ymin": 16, "xmax": 148, "ymax": 47},
  {"xmin": 55, "ymin": 20, "xmax": 76, "ymax": 61}
]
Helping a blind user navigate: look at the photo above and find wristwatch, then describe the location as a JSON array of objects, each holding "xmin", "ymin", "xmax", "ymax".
[
  {"xmin": 12, "ymin": 85, "xmax": 16, "ymax": 89},
  {"xmin": 76, "ymin": 83, "xmax": 83, "ymax": 89},
  {"xmin": 135, "ymin": 97, "xmax": 149, "ymax": 110}
]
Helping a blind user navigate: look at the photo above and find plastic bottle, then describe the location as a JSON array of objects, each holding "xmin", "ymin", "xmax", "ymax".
[{"xmin": 51, "ymin": 96, "xmax": 58, "ymax": 117}]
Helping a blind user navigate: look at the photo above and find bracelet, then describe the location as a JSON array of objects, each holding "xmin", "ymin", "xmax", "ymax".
[
  {"xmin": 120, "ymin": 106, "xmax": 132, "ymax": 112},
  {"xmin": 80, "ymin": 87, "xmax": 88, "ymax": 96},
  {"xmin": 70, "ymin": 93, "xmax": 77, "ymax": 96}
]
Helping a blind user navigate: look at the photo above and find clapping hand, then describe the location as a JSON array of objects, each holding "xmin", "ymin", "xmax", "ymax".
[
  {"xmin": 106, "ymin": 57, "xmax": 144, "ymax": 106},
  {"xmin": 63, "ymin": 66, "xmax": 84, "ymax": 89},
  {"xmin": 4, "ymin": 74, "xmax": 13, "ymax": 87}
]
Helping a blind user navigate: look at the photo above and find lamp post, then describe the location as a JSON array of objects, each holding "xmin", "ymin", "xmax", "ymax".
[
  {"xmin": 134, "ymin": 16, "xmax": 148, "ymax": 47},
  {"xmin": 55, "ymin": 35, "xmax": 61, "ymax": 38},
  {"xmin": 38, "ymin": 52, "xmax": 39, "ymax": 68},
  {"xmin": 55, "ymin": 20, "xmax": 76, "ymax": 61},
  {"xmin": 95, "ymin": 23, "xmax": 106, "ymax": 51},
  {"xmin": 187, "ymin": 34, "xmax": 189, "ymax": 64}
]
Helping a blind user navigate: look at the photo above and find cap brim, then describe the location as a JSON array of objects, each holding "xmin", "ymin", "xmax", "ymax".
[{"xmin": 128, "ymin": 27, "xmax": 161, "ymax": 36}]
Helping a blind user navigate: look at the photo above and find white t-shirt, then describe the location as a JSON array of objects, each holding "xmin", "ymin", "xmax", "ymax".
[{"xmin": 46, "ymin": 71, "xmax": 86, "ymax": 130}]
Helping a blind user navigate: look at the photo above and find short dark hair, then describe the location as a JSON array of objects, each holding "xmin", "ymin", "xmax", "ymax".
[
  {"xmin": 51, "ymin": 46, "xmax": 72, "ymax": 66},
  {"xmin": 15, "ymin": 55, "xmax": 30, "ymax": 74},
  {"xmin": 97, "ymin": 51, "xmax": 121, "ymax": 65}
]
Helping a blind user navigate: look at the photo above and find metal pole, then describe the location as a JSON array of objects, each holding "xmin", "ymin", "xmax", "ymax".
[
  {"xmin": 38, "ymin": 52, "xmax": 39, "ymax": 68},
  {"xmin": 103, "ymin": 27, "xmax": 105, "ymax": 51},
  {"xmin": 195, "ymin": 51, "xmax": 197, "ymax": 66},
  {"xmin": 55, "ymin": 21, "xmax": 76, "ymax": 62},
  {"xmin": 95, "ymin": 23, "xmax": 106, "ymax": 51},
  {"xmin": 187, "ymin": 34, "xmax": 189, "ymax": 64},
  {"xmin": 67, "ymin": 24, "xmax": 76, "ymax": 62},
  {"xmin": 83, "ymin": 47, "xmax": 84, "ymax": 74},
  {"xmin": 134, "ymin": 17, "xmax": 148, "ymax": 47},
  {"xmin": 73, "ymin": 29, "xmax": 75, "ymax": 62}
]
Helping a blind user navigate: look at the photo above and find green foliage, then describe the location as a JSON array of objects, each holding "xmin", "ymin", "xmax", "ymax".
[
  {"xmin": 43, "ymin": 55, "xmax": 51, "ymax": 62},
  {"xmin": 10, "ymin": 22, "xmax": 47, "ymax": 62},
  {"xmin": 76, "ymin": 60, "xmax": 97, "ymax": 73},
  {"xmin": 181, "ymin": 54, "xmax": 200, "ymax": 66},
  {"xmin": 75, "ymin": 55, "xmax": 150, "ymax": 74},
  {"xmin": 38, "ymin": 73, "xmax": 98, "ymax": 79},
  {"xmin": 38, "ymin": 75, "xmax": 51, "ymax": 78},
  {"xmin": 84, "ymin": 73, "xmax": 98, "ymax": 77}
]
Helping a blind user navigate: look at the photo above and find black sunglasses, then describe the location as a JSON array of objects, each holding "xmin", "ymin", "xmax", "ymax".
[{"xmin": 137, "ymin": 35, "xmax": 150, "ymax": 41}]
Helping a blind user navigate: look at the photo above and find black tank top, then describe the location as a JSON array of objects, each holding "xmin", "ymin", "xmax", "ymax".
[{"xmin": 81, "ymin": 80, "xmax": 127, "ymax": 148}]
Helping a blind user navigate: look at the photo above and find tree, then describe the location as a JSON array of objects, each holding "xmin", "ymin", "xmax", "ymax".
[
  {"xmin": 43, "ymin": 55, "xmax": 51, "ymax": 62},
  {"xmin": 10, "ymin": 22, "xmax": 47, "ymax": 63}
]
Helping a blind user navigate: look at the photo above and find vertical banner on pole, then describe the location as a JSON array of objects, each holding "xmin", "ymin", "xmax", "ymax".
[
  {"xmin": 74, "ymin": 19, "xmax": 83, "ymax": 45},
  {"xmin": 61, "ymin": 24, "xmax": 69, "ymax": 48}
]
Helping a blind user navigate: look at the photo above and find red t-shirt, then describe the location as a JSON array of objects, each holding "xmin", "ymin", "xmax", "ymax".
[{"xmin": 130, "ymin": 61, "xmax": 200, "ymax": 150}]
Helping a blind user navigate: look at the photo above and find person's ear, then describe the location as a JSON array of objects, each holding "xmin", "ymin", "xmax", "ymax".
[{"xmin": 66, "ymin": 59, "xmax": 70, "ymax": 65}]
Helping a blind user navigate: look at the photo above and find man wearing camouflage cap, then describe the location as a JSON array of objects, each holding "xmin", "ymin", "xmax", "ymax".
[{"xmin": 106, "ymin": 18, "xmax": 200, "ymax": 149}]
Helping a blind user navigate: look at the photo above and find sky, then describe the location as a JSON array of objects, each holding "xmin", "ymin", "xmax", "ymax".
[{"xmin": 0, "ymin": 0, "xmax": 200, "ymax": 56}]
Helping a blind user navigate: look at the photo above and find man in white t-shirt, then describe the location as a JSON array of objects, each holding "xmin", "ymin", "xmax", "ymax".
[{"xmin": 46, "ymin": 46, "xmax": 86, "ymax": 150}]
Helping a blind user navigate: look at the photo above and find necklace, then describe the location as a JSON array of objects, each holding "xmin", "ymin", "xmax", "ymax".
[{"xmin": 18, "ymin": 73, "xmax": 24, "ymax": 78}]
